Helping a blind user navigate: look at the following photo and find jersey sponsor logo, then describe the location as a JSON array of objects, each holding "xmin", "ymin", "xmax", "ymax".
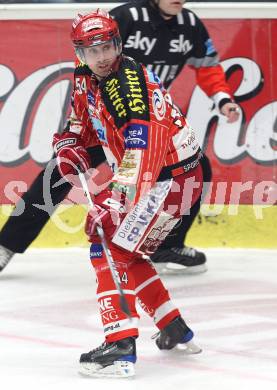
[
  {"xmin": 99, "ymin": 297, "xmax": 114, "ymax": 312},
  {"xmin": 181, "ymin": 129, "xmax": 199, "ymax": 152},
  {"xmin": 152, "ymin": 89, "xmax": 166, "ymax": 121},
  {"xmin": 104, "ymin": 322, "xmax": 121, "ymax": 333},
  {"xmin": 96, "ymin": 127, "xmax": 107, "ymax": 143},
  {"xmin": 90, "ymin": 243, "xmax": 103, "ymax": 259},
  {"xmin": 183, "ymin": 153, "xmax": 202, "ymax": 172},
  {"xmin": 87, "ymin": 100, "xmax": 108, "ymax": 144},
  {"xmin": 114, "ymin": 149, "xmax": 141, "ymax": 185},
  {"xmin": 124, "ymin": 123, "xmax": 148, "ymax": 149},
  {"xmin": 104, "ymin": 78, "xmax": 127, "ymax": 118},
  {"xmin": 112, "ymin": 180, "xmax": 172, "ymax": 252},
  {"xmin": 169, "ymin": 35, "xmax": 193, "ymax": 55},
  {"xmin": 124, "ymin": 30, "xmax": 157, "ymax": 55},
  {"xmin": 90, "ymin": 117, "xmax": 108, "ymax": 144},
  {"xmin": 124, "ymin": 68, "xmax": 147, "ymax": 114},
  {"xmin": 101, "ymin": 60, "xmax": 149, "ymax": 128},
  {"xmin": 137, "ymin": 298, "xmax": 155, "ymax": 316},
  {"xmin": 138, "ymin": 212, "xmax": 180, "ymax": 254},
  {"xmin": 99, "ymin": 297, "xmax": 120, "ymax": 323}
]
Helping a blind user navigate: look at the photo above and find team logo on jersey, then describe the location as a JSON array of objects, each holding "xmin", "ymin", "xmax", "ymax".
[
  {"xmin": 152, "ymin": 89, "xmax": 166, "ymax": 121},
  {"xmin": 124, "ymin": 123, "xmax": 148, "ymax": 149},
  {"xmin": 169, "ymin": 35, "xmax": 193, "ymax": 55}
]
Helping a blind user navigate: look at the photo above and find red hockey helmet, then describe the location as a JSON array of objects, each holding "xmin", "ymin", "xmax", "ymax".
[{"xmin": 71, "ymin": 9, "xmax": 121, "ymax": 50}]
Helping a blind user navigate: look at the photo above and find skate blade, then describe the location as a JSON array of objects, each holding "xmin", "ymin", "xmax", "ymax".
[
  {"xmin": 176, "ymin": 340, "xmax": 202, "ymax": 354},
  {"xmin": 155, "ymin": 262, "xmax": 207, "ymax": 275},
  {"xmin": 79, "ymin": 360, "xmax": 135, "ymax": 378}
]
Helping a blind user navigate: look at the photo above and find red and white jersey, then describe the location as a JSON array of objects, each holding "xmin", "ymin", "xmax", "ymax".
[{"xmin": 69, "ymin": 56, "xmax": 200, "ymax": 203}]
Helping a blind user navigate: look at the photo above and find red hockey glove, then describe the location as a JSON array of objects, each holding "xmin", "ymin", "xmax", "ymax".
[
  {"xmin": 85, "ymin": 189, "xmax": 128, "ymax": 241},
  {"xmin": 53, "ymin": 132, "xmax": 91, "ymax": 182}
]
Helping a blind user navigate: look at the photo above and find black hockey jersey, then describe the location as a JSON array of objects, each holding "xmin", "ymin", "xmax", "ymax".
[{"xmin": 110, "ymin": 0, "xmax": 231, "ymax": 103}]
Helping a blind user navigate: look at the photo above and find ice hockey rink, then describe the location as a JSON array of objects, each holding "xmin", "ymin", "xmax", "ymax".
[{"xmin": 1, "ymin": 248, "xmax": 277, "ymax": 390}]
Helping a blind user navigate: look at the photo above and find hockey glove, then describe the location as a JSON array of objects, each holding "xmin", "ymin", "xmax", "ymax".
[
  {"xmin": 53, "ymin": 132, "xmax": 91, "ymax": 183},
  {"xmin": 85, "ymin": 189, "xmax": 128, "ymax": 241}
]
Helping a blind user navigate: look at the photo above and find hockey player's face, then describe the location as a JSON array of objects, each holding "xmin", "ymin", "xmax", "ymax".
[
  {"xmin": 158, "ymin": 0, "xmax": 185, "ymax": 17},
  {"xmin": 83, "ymin": 42, "xmax": 118, "ymax": 78}
]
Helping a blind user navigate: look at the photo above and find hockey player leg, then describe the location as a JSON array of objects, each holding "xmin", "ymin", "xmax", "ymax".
[
  {"xmin": 152, "ymin": 316, "xmax": 202, "ymax": 354},
  {"xmin": 0, "ymin": 146, "xmax": 107, "ymax": 273},
  {"xmin": 131, "ymin": 257, "xmax": 201, "ymax": 354},
  {"xmin": 0, "ymin": 161, "xmax": 71, "ymax": 254},
  {"xmin": 0, "ymin": 162, "xmax": 71, "ymax": 272},
  {"xmin": 150, "ymin": 204, "xmax": 207, "ymax": 275},
  {"xmin": 79, "ymin": 241, "xmax": 138, "ymax": 377},
  {"xmin": 151, "ymin": 160, "xmax": 209, "ymax": 274}
]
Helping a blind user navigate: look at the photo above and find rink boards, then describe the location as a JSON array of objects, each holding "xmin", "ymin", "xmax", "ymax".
[{"xmin": 0, "ymin": 204, "xmax": 276, "ymax": 249}]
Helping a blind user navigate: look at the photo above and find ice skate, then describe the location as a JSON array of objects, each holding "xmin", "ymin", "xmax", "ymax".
[
  {"xmin": 151, "ymin": 246, "xmax": 207, "ymax": 275},
  {"xmin": 153, "ymin": 316, "xmax": 202, "ymax": 354},
  {"xmin": 79, "ymin": 337, "xmax": 136, "ymax": 378},
  {"xmin": 0, "ymin": 245, "xmax": 14, "ymax": 272}
]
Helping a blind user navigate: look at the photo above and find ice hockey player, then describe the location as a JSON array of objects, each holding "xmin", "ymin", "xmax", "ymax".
[{"xmin": 52, "ymin": 9, "xmax": 202, "ymax": 377}]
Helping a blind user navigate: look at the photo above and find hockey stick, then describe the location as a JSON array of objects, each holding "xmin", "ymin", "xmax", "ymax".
[{"xmin": 78, "ymin": 170, "xmax": 131, "ymax": 319}]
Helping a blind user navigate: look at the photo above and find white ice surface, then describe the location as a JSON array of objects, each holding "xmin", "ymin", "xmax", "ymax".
[{"xmin": 1, "ymin": 248, "xmax": 277, "ymax": 390}]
